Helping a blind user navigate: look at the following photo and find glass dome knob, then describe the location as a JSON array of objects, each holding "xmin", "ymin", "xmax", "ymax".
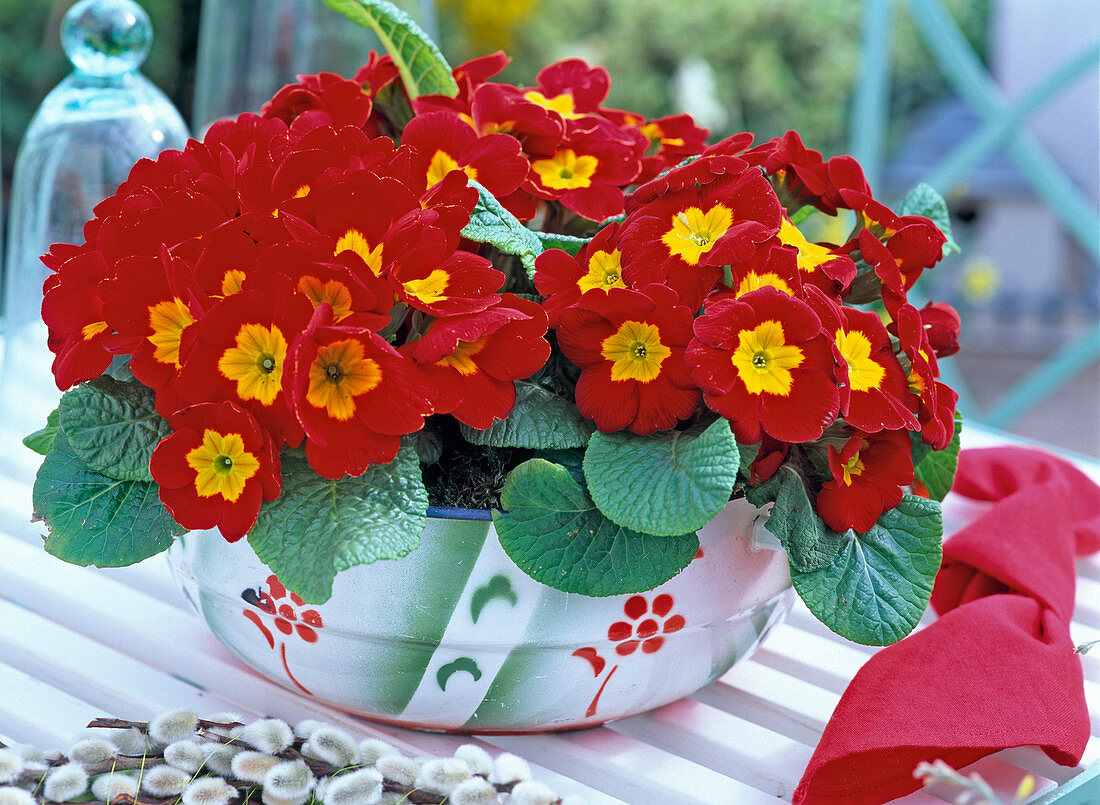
[{"xmin": 61, "ymin": 0, "xmax": 152, "ymax": 77}]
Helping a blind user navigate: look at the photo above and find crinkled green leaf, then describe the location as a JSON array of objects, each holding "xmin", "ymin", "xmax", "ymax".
[
  {"xmin": 460, "ymin": 381, "xmax": 593, "ymax": 449},
  {"xmin": 912, "ymin": 412, "xmax": 963, "ymax": 501},
  {"xmin": 58, "ymin": 378, "xmax": 170, "ymax": 482},
  {"xmin": 534, "ymin": 232, "xmax": 591, "ymax": 257},
  {"xmin": 791, "ymin": 495, "xmax": 943, "ymax": 645},
  {"xmin": 494, "ymin": 459, "xmax": 698, "ymax": 596},
  {"xmin": 532, "ymin": 447, "xmax": 586, "ymax": 488},
  {"xmin": 764, "ymin": 466, "xmax": 846, "ymax": 572},
  {"xmin": 248, "ymin": 444, "xmax": 428, "ymax": 603},
  {"xmin": 584, "ymin": 420, "xmax": 739, "ymax": 536},
  {"xmin": 318, "ymin": 0, "xmax": 458, "ymax": 99},
  {"xmin": 23, "ymin": 408, "xmax": 60, "ymax": 456},
  {"xmin": 33, "ymin": 433, "xmax": 179, "ymax": 567},
  {"xmin": 461, "ymin": 181, "xmax": 544, "ymax": 276},
  {"xmin": 901, "ymin": 182, "xmax": 959, "ymax": 257}
]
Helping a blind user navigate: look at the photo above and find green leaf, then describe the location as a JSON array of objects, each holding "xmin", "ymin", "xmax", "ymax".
[
  {"xmin": 763, "ymin": 467, "xmax": 845, "ymax": 572},
  {"xmin": 58, "ymin": 378, "xmax": 170, "ymax": 482},
  {"xmin": 912, "ymin": 412, "xmax": 962, "ymax": 501},
  {"xmin": 584, "ymin": 420, "xmax": 739, "ymax": 536},
  {"xmin": 735, "ymin": 440, "xmax": 761, "ymax": 485},
  {"xmin": 461, "ymin": 181, "xmax": 544, "ymax": 276},
  {"xmin": 23, "ymin": 408, "xmax": 60, "ymax": 456},
  {"xmin": 248, "ymin": 444, "xmax": 429, "ymax": 603},
  {"xmin": 318, "ymin": 0, "xmax": 458, "ymax": 99},
  {"xmin": 460, "ymin": 381, "xmax": 593, "ymax": 449},
  {"xmin": 534, "ymin": 231, "xmax": 591, "ymax": 257},
  {"xmin": 32, "ymin": 433, "xmax": 178, "ymax": 567},
  {"xmin": 791, "ymin": 495, "xmax": 943, "ymax": 645},
  {"xmin": 105, "ymin": 354, "xmax": 135, "ymax": 382},
  {"xmin": 900, "ymin": 182, "xmax": 960, "ymax": 257},
  {"xmin": 788, "ymin": 205, "xmax": 814, "ymax": 225},
  {"xmin": 494, "ymin": 459, "xmax": 698, "ymax": 596},
  {"xmin": 531, "ymin": 447, "xmax": 586, "ymax": 488}
]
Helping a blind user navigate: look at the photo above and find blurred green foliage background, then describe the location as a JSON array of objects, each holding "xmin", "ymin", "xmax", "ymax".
[{"xmin": 1, "ymin": 0, "xmax": 987, "ymax": 185}]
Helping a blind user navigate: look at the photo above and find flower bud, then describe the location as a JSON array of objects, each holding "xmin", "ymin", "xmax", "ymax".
[
  {"xmin": 91, "ymin": 772, "xmax": 137, "ymax": 801},
  {"xmin": 448, "ymin": 777, "xmax": 497, "ymax": 805},
  {"xmin": 358, "ymin": 739, "xmax": 399, "ymax": 765},
  {"xmin": 150, "ymin": 709, "xmax": 199, "ymax": 744},
  {"xmin": 232, "ymin": 750, "xmax": 282, "ymax": 783},
  {"xmin": 105, "ymin": 728, "xmax": 150, "ymax": 756},
  {"xmin": 453, "ymin": 744, "xmax": 492, "ymax": 777},
  {"xmin": 416, "ymin": 757, "xmax": 471, "ymax": 795},
  {"xmin": 303, "ymin": 727, "xmax": 358, "ymax": 768},
  {"xmin": 0, "ymin": 751, "xmax": 24, "ymax": 785},
  {"xmin": 508, "ymin": 780, "xmax": 557, "ymax": 805},
  {"xmin": 68, "ymin": 739, "xmax": 116, "ymax": 768},
  {"xmin": 181, "ymin": 777, "xmax": 237, "ymax": 805},
  {"xmin": 200, "ymin": 742, "xmax": 241, "ymax": 777},
  {"xmin": 294, "ymin": 719, "xmax": 325, "ymax": 740},
  {"xmin": 490, "ymin": 753, "xmax": 530, "ymax": 784},
  {"xmin": 142, "ymin": 764, "xmax": 192, "ymax": 797},
  {"xmin": 263, "ymin": 759, "xmax": 314, "ymax": 800},
  {"xmin": 164, "ymin": 740, "xmax": 206, "ymax": 774},
  {"xmin": 374, "ymin": 754, "xmax": 419, "ymax": 786},
  {"xmin": 0, "ymin": 787, "xmax": 34, "ymax": 805},
  {"xmin": 239, "ymin": 719, "xmax": 293, "ymax": 754},
  {"xmin": 43, "ymin": 763, "xmax": 89, "ymax": 802},
  {"xmin": 322, "ymin": 768, "xmax": 383, "ymax": 805}
]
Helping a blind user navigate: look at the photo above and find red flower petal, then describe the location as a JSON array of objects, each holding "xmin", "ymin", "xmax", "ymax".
[
  {"xmin": 624, "ymin": 595, "xmax": 648, "ymax": 620},
  {"xmin": 615, "ymin": 640, "xmax": 639, "ymax": 657},
  {"xmin": 608, "ymin": 621, "xmax": 633, "ymax": 642},
  {"xmin": 641, "ymin": 637, "xmax": 665, "ymax": 654}
]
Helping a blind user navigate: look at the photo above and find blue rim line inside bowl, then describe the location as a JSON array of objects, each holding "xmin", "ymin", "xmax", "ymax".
[{"xmin": 426, "ymin": 505, "xmax": 494, "ymax": 521}]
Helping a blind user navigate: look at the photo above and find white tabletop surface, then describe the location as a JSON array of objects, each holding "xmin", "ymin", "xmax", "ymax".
[{"xmin": 0, "ymin": 422, "xmax": 1097, "ymax": 804}]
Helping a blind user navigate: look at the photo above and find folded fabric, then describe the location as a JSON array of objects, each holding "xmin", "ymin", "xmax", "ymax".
[{"xmin": 793, "ymin": 447, "xmax": 1100, "ymax": 804}]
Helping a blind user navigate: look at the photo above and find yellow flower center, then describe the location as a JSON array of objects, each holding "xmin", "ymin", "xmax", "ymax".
[
  {"xmin": 298, "ymin": 276, "xmax": 353, "ymax": 322},
  {"xmin": 220, "ymin": 270, "xmax": 247, "ymax": 297},
  {"xmin": 306, "ymin": 339, "xmax": 382, "ymax": 420},
  {"xmin": 731, "ymin": 320, "xmax": 804, "ymax": 396},
  {"xmin": 402, "ymin": 270, "xmax": 450, "ymax": 306},
  {"xmin": 736, "ymin": 271, "xmax": 793, "ymax": 298},
  {"xmin": 217, "ymin": 323, "xmax": 288, "ymax": 406},
  {"xmin": 835, "ymin": 329, "xmax": 885, "ymax": 392},
  {"xmin": 438, "ymin": 336, "xmax": 488, "ymax": 376},
  {"xmin": 335, "ymin": 229, "xmax": 384, "ymax": 275},
  {"xmin": 839, "ymin": 449, "xmax": 866, "ymax": 486},
  {"xmin": 661, "ymin": 205, "xmax": 733, "ymax": 266},
  {"xmin": 577, "ymin": 249, "xmax": 626, "ymax": 294},
  {"xmin": 639, "ymin": 122, "xmax": 684, "ymax": 151},
  {"xmin": 426, "ymin": 149, "xmax": 478, "ymax": 188},
  {"xmin": 907, "ymin": 348, "xmax": 931, "ymax": 395},
  {"xmin": 185, "ymin": 429, "xmax": 260, "ymax": 502},
  {"xmin": 147, "ymin": 297, "xmax": 195, "ymax": 367},
  {"xmin": 523, "ymin": 90, "xmax": 584, "ymax": 120},
  {"xmin": 601, "ymin": 320, "xmax": 671, "ymax": 383},
  {"xmin": 531, "ymin": 149, "xmax": 599, "ymax": 190},
  {"xmin": 294, "ymin": 184, "xmax": 311, "ymax": 199},
  {"xmin": 778, "ymin": 217, "xmax": 836, "ymax": 273},
  {"xmin": 82, "ymin": 321, "xmax": 108, "ymax": 341}
]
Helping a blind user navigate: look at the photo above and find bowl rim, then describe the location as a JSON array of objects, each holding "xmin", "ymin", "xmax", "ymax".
[{"xmin": 425, "ymin": 505, "xmax": 493, "ymax": 521}]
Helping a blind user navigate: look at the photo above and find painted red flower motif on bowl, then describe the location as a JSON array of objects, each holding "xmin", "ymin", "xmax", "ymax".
[{"xmin": 607, "ymin": 593, "xmax": 685, "ymax": 656}]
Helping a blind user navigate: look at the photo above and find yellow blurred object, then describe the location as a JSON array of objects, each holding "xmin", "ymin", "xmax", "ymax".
[
  {"xmin": 442, "ymin": 0, "xmax": 536, "ymax": 52},
  {"xmin": 960, "ymin": 257, "xmax": 1000, "ymax": 303},
  {"xmin": 1013, "ymin": 774, "xmax": 1035, "ymax": 803}
]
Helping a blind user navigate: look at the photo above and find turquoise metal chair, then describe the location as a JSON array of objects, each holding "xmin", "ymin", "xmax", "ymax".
[{"xmin": 850, "ymin": 0, "xmax": 1099, "ymax": 429}]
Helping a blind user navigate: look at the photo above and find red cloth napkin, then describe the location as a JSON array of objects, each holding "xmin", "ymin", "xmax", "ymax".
[{"xmin": 793, "ymin": 447, "xmax": 1100, "ymax": 804}]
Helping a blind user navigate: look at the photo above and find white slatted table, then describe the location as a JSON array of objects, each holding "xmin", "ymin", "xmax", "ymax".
[{"xmin": 0, "ymin": 423, "xmax": 1097, "ymax": 804}]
